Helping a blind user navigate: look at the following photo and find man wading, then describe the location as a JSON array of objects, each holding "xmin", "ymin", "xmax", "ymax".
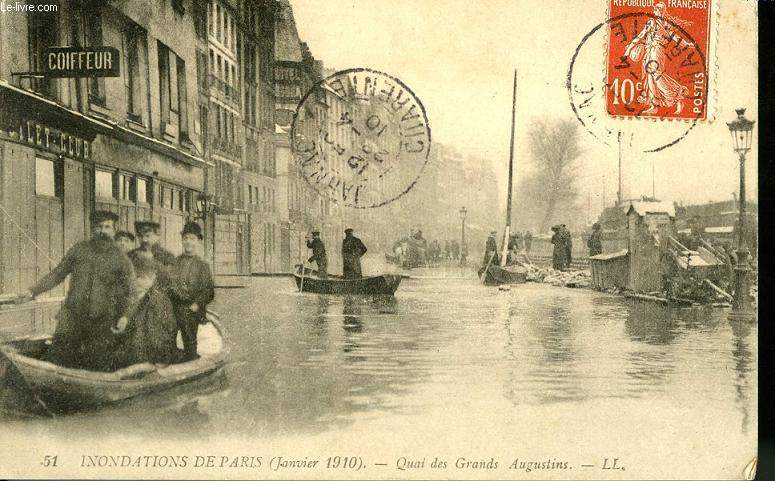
[{"xmin": 17, "ymin": 211, "xmax": 135, "ymax": 371}]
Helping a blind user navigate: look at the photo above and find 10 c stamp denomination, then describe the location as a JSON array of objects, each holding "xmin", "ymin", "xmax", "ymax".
[{"xmin": 291, "ymin": 68, "xmax": 431, "ymax": 209}]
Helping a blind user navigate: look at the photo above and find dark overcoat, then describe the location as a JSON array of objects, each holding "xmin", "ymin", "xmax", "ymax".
[
  {"xmin": 342, "ymin": 236, "xmax": 367, "ymax": 279},
  {"xmin": 30, "ymin": 237, "xmax": 135, "ymax": 370}
]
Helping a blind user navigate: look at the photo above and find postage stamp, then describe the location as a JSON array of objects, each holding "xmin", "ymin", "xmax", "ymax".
[
  {"xmin": 606, "ymin": 0, "xmax": 712, "ymax": 120},
  {"xmin": 290, "ymin": 68, "xmax": 432, "ymax": 209}
]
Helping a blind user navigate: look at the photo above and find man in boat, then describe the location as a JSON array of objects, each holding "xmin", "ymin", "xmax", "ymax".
[
  {"xmin": 17, "ymin": 210, "xmax": 136, "ymax": 370},
  {"xmin": 587, "ymin": 222, "xmax": 603, "ymax": 256},
  {"xmin": 342, "ymin": 228, "xmax": 368, "ymax": 279},
  {"xmin": 507, "ymin": 233, "xmax": 521, "ymax": 265},
  {"xmin": 483, "ymin": 230, "xmax": 499, "ymax": 266},
  {"xmin": 165, "ymin": 222, "xmax": 215, "ymax": 361},
  {"xmin": 306, "ymin": 230, "xmax": 328, "ymax": 279},
  {"xmin": 112, "ymin": 256, "xmax": 180, "ymax": 368},
  {"xmin": 129, "ymin": 220, "xmax": 176, "ymax": 269},
  {"xmin": 115, "ymin": 230, "xmax": 136, "ymax": 254},
  {"xmin": 551, "ymin": 225, "xmax": 566, "ymax": 271}
]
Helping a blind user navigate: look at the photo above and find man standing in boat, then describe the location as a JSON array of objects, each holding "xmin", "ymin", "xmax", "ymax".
[
  {"xmin": 16, "ymin": 211, "xmax": 136, "ymax": 370},
  {"xmin": 483, "ymin": 230, "xmax": 499, "ymax": 266},
  {"xmin": 342, "ymin": 228, "xmax": 367, "ymax": 279},
  {"xmin": 561, "ymin": 224, "xmax": 573, "ymax": 270},
  {"xmin": 306, "ymin": 230, "xmax": 328, "ymax": 279},
  {"xmin": 166, "ymin": 222, "xmax": 215, "ymax": 361},
  {"xmin": 129, "ymin": 220, "xmax": 176, "ymax": 269}
]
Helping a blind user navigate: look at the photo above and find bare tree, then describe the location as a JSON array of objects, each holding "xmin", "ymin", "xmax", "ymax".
[{"xmin": 519, "ymin": 119, "xmax": 583, "ymax": 233}]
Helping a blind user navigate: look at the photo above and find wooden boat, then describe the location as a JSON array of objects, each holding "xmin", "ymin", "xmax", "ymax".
[
  {"xmin": 294, "ymin": 265, "xmax": 403, "ymax": 295},
  {"xmin": 0, "ymin": 314, "xmax": 228, "ymax": 407},
  {"xmin": 478, "ymin": 264, "xmax": 527, "ymax": 286}
]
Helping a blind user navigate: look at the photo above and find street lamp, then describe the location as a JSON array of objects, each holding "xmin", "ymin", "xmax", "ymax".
[
  {"xmin": 726, "ymin": 108, "xmax": 755, "ymax": 322},
  {"xmin": 459, "ymin": 206, "xmax": 467, "ymax": 266}
]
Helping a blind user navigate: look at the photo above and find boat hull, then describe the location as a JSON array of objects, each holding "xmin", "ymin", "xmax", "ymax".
[
  {"xmin": 478, "ymin": 264, "xmax": 527, "ymax": 286},
  {"xmin": 0, "ymin": 318, "xmax": 228, "ymax": 407},
  {"xmin": 294, "ymin": 267, "xmax": 402, "ymax": 295}
]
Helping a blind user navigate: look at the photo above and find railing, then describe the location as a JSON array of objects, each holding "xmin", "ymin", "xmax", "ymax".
[{"xmin": 209, "ymin": 75, "xmax": 241, "ymax": 102}]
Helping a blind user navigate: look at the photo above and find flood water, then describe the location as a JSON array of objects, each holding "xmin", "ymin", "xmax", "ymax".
[{"xmin": 0, "ymin": 264, "xmax": 757, "ymax": 479}]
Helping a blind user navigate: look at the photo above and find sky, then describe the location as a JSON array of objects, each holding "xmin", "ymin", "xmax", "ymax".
[{"xmin": 290, "ymin": 0, "xmax": 758, "ymax": 218}]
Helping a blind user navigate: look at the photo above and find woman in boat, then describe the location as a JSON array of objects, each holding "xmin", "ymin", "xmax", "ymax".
[{"xmin": 112, "ymin": 257, "xmax": 181, "ymax": 369}]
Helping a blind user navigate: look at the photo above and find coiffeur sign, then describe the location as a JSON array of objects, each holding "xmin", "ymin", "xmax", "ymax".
[{"xmin": 43, "ymin": 46, "xmax": 120, "ymax": 78}]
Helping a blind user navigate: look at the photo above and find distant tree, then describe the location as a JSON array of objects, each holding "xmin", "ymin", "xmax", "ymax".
[{"xmin": 518, "ymin": 119, "xmax": 583, "ymax": 233}]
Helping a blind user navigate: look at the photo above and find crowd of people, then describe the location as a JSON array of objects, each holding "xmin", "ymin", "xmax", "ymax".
[
  {"xmin": 16, "ymin": 211, "xmax": 214, "ymax": 372},
  {"xmin": 389, "ymin": 230, "xmax": 470, "ymax": 268}
]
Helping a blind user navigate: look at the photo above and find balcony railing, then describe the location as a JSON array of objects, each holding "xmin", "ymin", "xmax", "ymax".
[
  {"xmin": 211, "ymin": 137, "xmax": 242, "ymax": 160},
  {"xmin": 209, "ymin": 75, "xmax": 241, "ymax": 103}
]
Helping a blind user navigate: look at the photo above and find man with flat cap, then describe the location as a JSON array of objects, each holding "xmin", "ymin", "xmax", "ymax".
[
  {"xmin": 130, "ymin": 220, "xmax": 176, "ymax": 269},
  {"xmin": 341, "ymin": 228, "xmax": 367, "ymax": 279},
  {"xmin": 17, "ymin": 210, "xmax": 135, "ymax": 370},
  {"xmin": 306, "ymin": 230, "xmax": 328, "ymax": 279},
  {"xmin": 165, "ymin": 221, "xmax": 214, "ymax": 361}
]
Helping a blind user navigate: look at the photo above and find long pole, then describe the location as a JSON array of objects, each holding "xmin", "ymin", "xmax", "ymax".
[
  {"xmin": 617, "ymin": 131, "xmax": 622, "ymax": 205},
  {"xmin": 501, "ymin": 69, "xmax": 517, "ymax": 267}
]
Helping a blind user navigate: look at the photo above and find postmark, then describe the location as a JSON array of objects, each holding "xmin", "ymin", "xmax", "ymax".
[
  {"xmin": 567, "ymin": 2, "xmax": 715, "ymax": 153},
  {"xmin": 290, "ymin": 68, "xmax": 431, "ymax": 209}
]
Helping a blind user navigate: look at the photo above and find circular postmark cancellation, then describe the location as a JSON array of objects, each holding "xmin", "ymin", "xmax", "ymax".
[
  {"xmin": 290, "ymin": 68, "xmax": 431, "ymax": 209},
  {"xmin": 567, "ymin": 10, "xmax": 709, "ymax": 153}
]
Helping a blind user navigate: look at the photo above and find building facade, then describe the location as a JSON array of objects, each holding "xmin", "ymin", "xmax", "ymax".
[{"xmin": 0, "ymin": 0, "xmax": 209, "ymax": 333}]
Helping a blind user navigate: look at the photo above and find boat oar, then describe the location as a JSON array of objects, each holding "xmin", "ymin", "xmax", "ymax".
[
  {"xmin": 298, "ymin": 263, "xmax": 306, "ymax": 293},
  {"xmin": 480, "ymin": 251, "xmax": 497, "ymax": 284}
]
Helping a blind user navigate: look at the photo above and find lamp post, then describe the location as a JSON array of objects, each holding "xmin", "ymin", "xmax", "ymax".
[
  {"xmin": 726, "ymin": 108, "xmax": 755, "ymax": 322},
  {"xmin": 459, "ymin": 206, "xmax": 467, "ymax": 266}
]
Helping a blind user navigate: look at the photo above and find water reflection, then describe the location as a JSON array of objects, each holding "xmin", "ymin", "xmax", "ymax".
[
  {"xmin": 730, "ymin": 320, "xmax": 754, "ymax": 435},
  {"xmin": 0, "ymin": 277, "xmax": 757, "ymax": 443}
]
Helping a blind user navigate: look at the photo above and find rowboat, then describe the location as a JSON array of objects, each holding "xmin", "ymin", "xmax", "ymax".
[
  {"xmin": 0, "ymin": 313, "xmax": 228, "ymax": 408},
  {"xmin": 478, "ymin": 264, "xmax": 527, "ymax": 286},
  {"xmin": 294, "ymin": 265, "xmax": 403, "ymax": 295}
]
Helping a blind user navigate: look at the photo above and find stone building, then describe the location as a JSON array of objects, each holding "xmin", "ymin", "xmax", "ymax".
[{"xmin": 0, "ymin": 0, "xmax": 209, "ymax": 332}]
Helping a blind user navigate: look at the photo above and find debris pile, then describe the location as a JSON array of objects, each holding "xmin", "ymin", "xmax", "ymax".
[{"xmin": 524, "ymin": 265, "xmax": 591, "ymax": 288}]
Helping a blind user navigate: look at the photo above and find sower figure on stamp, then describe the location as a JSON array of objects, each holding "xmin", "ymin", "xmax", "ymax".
[
  {"xmin": 306, "ymin": 230, "xmax": 328, "ymax": 279},
  {"xmin": 17, "ymin": 211, "xmax": 135, "ymax": 371},
  {"xmin": 166, "ymin": 222, "xmax": 215, "ymax": 361},
  {"xmin": 342, "ymin": 228, "xmax": 367, "ymax": 279},
  {"xmin": 129, "ymin": 221, "xmax": 176, "ymax": 270}
]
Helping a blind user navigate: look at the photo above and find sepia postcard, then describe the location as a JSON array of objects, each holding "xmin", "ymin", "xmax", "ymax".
[{"xmin": 0, "ymin": 0, "xmax": 758, "ymax": 479}]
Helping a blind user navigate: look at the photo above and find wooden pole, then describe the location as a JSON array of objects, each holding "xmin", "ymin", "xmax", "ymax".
[{"xmin": 501, "ymin": 69, "xmax": 517, "ymax": 267}]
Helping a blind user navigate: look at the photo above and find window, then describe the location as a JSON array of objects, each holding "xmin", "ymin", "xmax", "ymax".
[
  {"xmin": 35, "ymin": 157, "xmax": 62, "ymax": 198},
  {"xmin": 158, "ymin": 42, "xmax": 170, "ymax": 126},
  {"xmin": 27, "ymin": 3, "xmax": 59, "ymax": 98},
  {"xmin": 137, "ymin": 177, "xmax": 150, "ymax": 203},
  {"xmin": 119, "ymin": 173, "xmax": 135, "ymax": 201},
  {"xmin": 177, "ymin": 56, "xmax": 188, "ymax": 138},
  {"xmin": 124, "ymin": 24, "xmax": 147, "ymax": 120},
  {"xmin": 248, "ymin": 185, "xmax": 253, "ymax": 204},
  {"xmin": 84, "ymin": 9, "xmax": 105, "ymax": 105},
  {"xmin": 95, "ymin": 170, "xmax": 115, "ymax": 199},
  {"xmin": 215, "ymin": 4, "xmax": 221, "ymax": 41}
]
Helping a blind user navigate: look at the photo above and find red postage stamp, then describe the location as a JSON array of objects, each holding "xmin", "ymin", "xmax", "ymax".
[{"xmin": 606, "ymin": 0, "xmax": 712, "ymax": 120}]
